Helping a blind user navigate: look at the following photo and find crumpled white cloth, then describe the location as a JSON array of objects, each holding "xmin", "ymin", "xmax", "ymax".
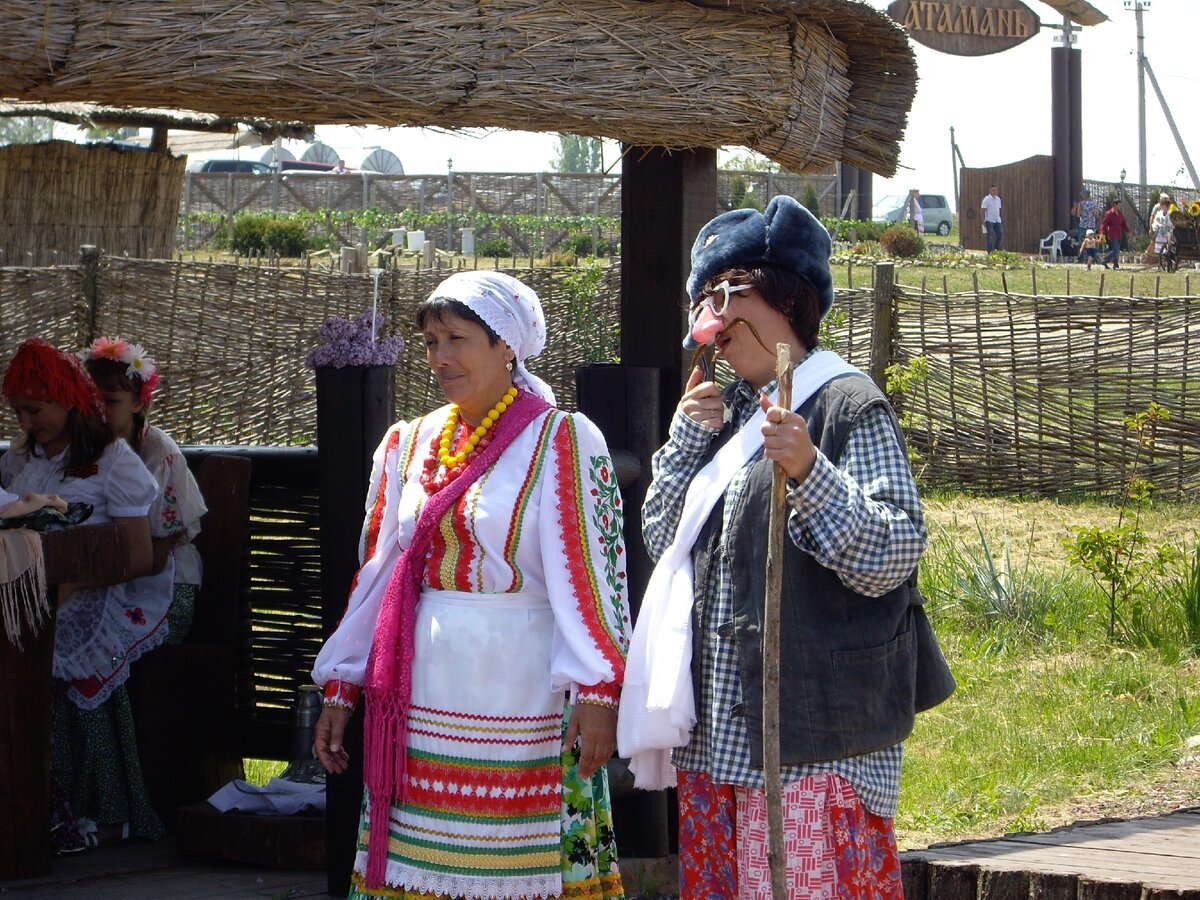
[
  {"xmin": 616, "ymin": 350, "xmax": 860, "ymax": 789},
  {"xmin": 207, "ymin": 778, "xmax": 326, "ymax": 815}
]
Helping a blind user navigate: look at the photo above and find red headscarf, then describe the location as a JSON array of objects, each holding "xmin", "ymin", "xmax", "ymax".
[{"xmin": 2, "ymin": 338, "xmax": 105, "ymax": 417}]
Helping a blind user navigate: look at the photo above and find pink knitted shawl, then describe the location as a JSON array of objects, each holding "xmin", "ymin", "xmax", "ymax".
[{"xmin": 361, "ymin": 390, "xmax": 551, "ymax": 886}]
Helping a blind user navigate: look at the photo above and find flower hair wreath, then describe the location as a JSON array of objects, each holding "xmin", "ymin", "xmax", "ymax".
[{"xmin": 79, "ymin": 336, "xmax": 161, "ymax": 407}]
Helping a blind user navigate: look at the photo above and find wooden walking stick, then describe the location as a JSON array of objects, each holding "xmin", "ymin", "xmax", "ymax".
[{"xmin": 764, "ymin": 342, "xmax": 792, "ymax": 900}]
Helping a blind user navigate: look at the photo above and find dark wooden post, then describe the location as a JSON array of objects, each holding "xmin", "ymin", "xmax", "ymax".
[
  {"xmin": 316, "ymin": 364, "xmax": 395, "ymax": 898},
  {"xmin": 79, "ymin": 244, "xmax": 101, "ymax": 345},
  {"xmin": 870, "ymin": 262, "xmax": 896, "ymax": 391},
  {"xmin": 613, "ymin": 146, "xmax": 716, "ymax": 861},
  {"xmin": 620, "ymin": 145, "xmax": 717, "ymax": 436},
  {"xmin": 0, "ymin": 587, "xmax": 53, "ymax": 878}
]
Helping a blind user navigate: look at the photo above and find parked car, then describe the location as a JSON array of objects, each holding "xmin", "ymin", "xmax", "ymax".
[
  {"xmin": 279, "ymin": 159, "xmax": 338, "ymax": 173},
  {"xmin": 187, "ymin": 158, "xmax": 273, "ymax": 174},
  {"xmin": 878, "ymin": 193, "xmax": 954, "ymax": 236}
]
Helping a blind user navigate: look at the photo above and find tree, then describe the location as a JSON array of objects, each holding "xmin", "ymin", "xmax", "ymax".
[
  {"xmin": 552, "ymin": 134, "xmax": 603, "ymax": 173},
  {"xmin": 84, "ymin": 125, "xmax": 138, "ymax": 142},
  {"xmin": 0, "ymin": 117, "xmax": 54, "ymax": 146},
  {"xmin": 720, "ymin": 150, "xmax": 774, "ymax": 172}
]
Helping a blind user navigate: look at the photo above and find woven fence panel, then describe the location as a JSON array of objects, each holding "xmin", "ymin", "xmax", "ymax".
[
  {"xmin": 86, "ymin": 257, "xmax": 621, "ymax": 445},
  {"xmin": 242, "ymin": 479, "xmax": 325, "ymax": 720},
  {"xmin": 0, "ymin": 142, "xmax": 184, "ymax": 262},
  {"xmin": 894, "ymin": 287, "xmax": 1200, "ymax": 499},
  {"xmin": 0, "ymin": 264, "xmax": 82, "ymax": 351}
]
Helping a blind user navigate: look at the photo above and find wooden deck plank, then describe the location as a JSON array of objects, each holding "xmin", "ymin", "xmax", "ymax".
[{"xmin": 910, "ymin": 810, "xmax": 1200, "ymax": 892}]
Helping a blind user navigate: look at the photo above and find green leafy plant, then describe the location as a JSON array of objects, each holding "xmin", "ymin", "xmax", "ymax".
[
  {"xmin": 476, "ymin": 237, "xmax": 513, "ymax": 258},
  {"xmin": 880, "ymin": 224, "xmax": 926, "ymax": 258},
  {"xmin": 926, "ymin": 520, "xmax": 1060, "ymax": 652},
  {"xmin": 561, "ymin": 263, "xmax": 617, "ymax": 361},
  {"xmin": 564, "ymin": 232, "xmax": 616, "ymax": 257},
  {"xmin": 1064, "ymin": 402, "xmax": 1179, "ymax": 642},
  {"xmin": 801, "ymin": 183, "xmax": 821, "ymax": 218},
  {"xmin": 884, "ymin": 355, "xmax": 934, "ymax": 476},
  {"xmin": 822, "ymin": 217, "xmax": 885, "ymax": 243},
  {"xmin": 262, "ymin": 219, "xmax": 309, "ymax": 257}
]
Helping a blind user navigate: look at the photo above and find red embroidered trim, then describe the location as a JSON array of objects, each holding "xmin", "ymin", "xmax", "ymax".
[
  {"xmin": 362, "ymin": 429, "xmax": 401, "ymax": 564},
  {"xmin": 451, "ymin": 490, "xmax": 475, "ymax": 589},
  {"xmin": 551, "ymin": 419, "xmax": 624, "ymax": 682},
  {"xmin": 577, "ymin": 681, "xmax": 620, "ymax": 704},
  {"xmin": 322, "ymin": 680, "xmax": 362, "ymax": 710}
]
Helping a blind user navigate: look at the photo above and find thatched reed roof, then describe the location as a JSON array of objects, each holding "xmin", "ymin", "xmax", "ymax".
[
  {"xmin": 0, "ymin": 0, "xmax": 916, "ymax": 175},
  {"xmin": 0, "ymin": 101, "xmax": 313, "ymax": 143}
]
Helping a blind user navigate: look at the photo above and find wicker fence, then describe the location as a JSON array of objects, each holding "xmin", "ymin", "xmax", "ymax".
[{"xmin": 1, "ymin": 253, "xmax": 1197, "ymax": 499}]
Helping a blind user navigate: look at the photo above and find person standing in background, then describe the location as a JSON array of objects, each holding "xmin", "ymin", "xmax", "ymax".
[
  {"xmin": 1071, "ymin": 188, "xmax": 1098, "ymax": 244},
  {"xmin": 1100, "ymin": 199, "xmax": 1130, "ymax": 269},
  {"xmin": 980, "ymin": 185, "xmax": 1003, "ymax": 252},
  {"xmin": 906, "ymin": 189, "xmax": 924, "ymax": 234}
]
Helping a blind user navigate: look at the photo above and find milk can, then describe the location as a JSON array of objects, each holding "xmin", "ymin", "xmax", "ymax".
[{"xmin": 291, "ymin": 684, "xmax": 323, "ymax": 762}]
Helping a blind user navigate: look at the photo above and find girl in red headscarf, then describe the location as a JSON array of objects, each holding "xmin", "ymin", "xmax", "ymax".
[{"xmin": 1, "ymin": 338, "xmax": 170, "ymax": 849}]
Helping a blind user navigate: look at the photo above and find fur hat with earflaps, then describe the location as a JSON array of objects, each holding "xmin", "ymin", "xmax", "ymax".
[{"xmin": 686, "ymin": 194, "xmax": 834, "ymax": 318}]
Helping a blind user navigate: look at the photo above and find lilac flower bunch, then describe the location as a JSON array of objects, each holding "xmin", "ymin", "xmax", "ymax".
[{"xmin": 305, "ymin": 310, "xmax": 405, "ymax": 369}]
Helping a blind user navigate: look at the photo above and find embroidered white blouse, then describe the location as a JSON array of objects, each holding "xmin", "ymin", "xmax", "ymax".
[
  {"xmin": 312, "ymin": 405, "xmax": 631, "ymax": 705},
  {"xmin": 1, "ymin": 438, "xmax": 175, "ymax": 708},
  {"xmin": 138, "ymin": 425, "xmax": 207, "ymax": 586}
]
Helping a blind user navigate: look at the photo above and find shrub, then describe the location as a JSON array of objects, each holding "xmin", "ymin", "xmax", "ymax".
[
  {"xmin": 263, "ymin": 219, "xmax": 310, "ymax": 257},
  {"xmin": 880, "ymin": 223, "xmax": 926, "ymax": 258},
  {"xmin": 564, "ymin": 232, "xmax": 616, "ymax": 257},
  {"xmin": 476, "ymin": 237, "xmax": 513, "ymax": 258},
  {"xmin": 824, "ymin": 218, "xmax": 884, "ymax": 243},
  {"xmin": 230, "ymin": 214, "xmax": 271, "ymax": 255},
  {"xmin": 230, "ymin": 214, "xmax": 310, "ymax": 257},
  {"xmin": 801, "ymin": 183, "xmax": 821, "ymax": 218}
]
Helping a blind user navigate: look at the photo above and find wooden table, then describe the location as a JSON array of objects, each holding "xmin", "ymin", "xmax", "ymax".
[{"xmin": 0, "ymin": 523, "xmax": 141, "ymax": 880}]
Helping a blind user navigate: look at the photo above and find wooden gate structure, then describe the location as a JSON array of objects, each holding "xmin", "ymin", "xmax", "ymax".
[{"xmin": 961, "ymin": 156, "xmax": 1056, "ymax": 255}]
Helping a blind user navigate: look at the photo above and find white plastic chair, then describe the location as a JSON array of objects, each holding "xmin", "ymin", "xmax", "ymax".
[{"xmin": 1039, "ymin": 230, "xmax": 1068, "ymax": 263}]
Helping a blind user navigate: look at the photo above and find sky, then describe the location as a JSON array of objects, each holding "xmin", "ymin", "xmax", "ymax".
[{"xmin": 145, "ymin": 0, "xmax": 1200, "ymax": 217}]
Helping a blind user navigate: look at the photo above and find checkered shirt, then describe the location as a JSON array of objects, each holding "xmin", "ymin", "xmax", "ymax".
[{"xmin": 640, "ymin": 354, "xmax": 927, "ymax": 817}]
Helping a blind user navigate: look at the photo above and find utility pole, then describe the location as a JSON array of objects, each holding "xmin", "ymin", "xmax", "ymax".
[{"xmin": 1125, "ymin": 0, "xmax": 1150, "ymax": 193}]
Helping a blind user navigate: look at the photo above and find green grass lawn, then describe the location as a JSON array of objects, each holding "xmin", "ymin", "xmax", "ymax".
[{"xmin": 898, "ymin": 493, "xmax": 1200, "ymax": 847}]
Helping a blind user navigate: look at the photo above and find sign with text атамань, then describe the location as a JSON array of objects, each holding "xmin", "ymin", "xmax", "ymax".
[{"xmin": 887, "ymin": 0, "xmax": 1040, "ymax": 56}]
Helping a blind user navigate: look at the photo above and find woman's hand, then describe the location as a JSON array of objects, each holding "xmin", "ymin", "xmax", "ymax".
[
  {"xmin": 679, "ymin": 365, "xmax": 724, "ymax": 432},
  {"xmin": 564, "ymin": 702, "xmax": 617, "ymax": 779},
  {"xmin": 759, "ymin": 393, "xmax": 817, "ymax": 483},
  {"xmin": 314, "ymin": 706, "xmax": 352, "ymax": 775}
]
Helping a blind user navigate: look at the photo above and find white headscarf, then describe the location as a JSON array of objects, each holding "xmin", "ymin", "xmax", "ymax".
[{"xmin": 426, "ymin": 271, "xmax": 556, "ymax": 405}]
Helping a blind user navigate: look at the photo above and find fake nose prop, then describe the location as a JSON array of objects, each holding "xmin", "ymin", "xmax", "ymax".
[{"xmin": 682, "ymin": 304, "xmax": 722, "ymax": 350}]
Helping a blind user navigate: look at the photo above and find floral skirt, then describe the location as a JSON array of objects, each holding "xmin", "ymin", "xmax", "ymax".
[
  {"xmin": 676, "ymin": 769, "xmax": 902, "ymax": 900},
  {"xmin": 49, "ymin": 682, "xmax": 165, "ymax": 850},
  {"xmin": 348, "ymin": 708, "xmax": 623, "ymax": 900}
]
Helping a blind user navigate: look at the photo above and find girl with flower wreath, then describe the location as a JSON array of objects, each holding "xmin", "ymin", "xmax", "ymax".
[
  {"xmin": 311, "ymin": 271, "xmax": 632, "ymax": 900},
  {"xmin": 81, "ymin": 336, "xmax": 208, "ymax": 644},
  {"xmin": 1, "ymin": 338, "xmax": 172, "ymax": 850}
]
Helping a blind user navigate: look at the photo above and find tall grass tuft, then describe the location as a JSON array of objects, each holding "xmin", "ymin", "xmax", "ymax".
[{"xmin": 922, "ymin": 519, "xmax": 1065, "ymax": 652}]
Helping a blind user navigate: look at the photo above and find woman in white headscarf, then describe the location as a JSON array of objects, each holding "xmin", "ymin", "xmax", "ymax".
[{"xmin": 311, "ymin": 271, "xmax": 631, "ymax": 900}]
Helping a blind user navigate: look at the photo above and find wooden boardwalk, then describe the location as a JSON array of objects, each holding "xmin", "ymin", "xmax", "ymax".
[
  {"xmin": 4, "ymin": 811, "xmax": 1199, "ymax": 898},
  {"xmin": 902, "ymin": 808, "xmax": 1200, "ymax": 899}
]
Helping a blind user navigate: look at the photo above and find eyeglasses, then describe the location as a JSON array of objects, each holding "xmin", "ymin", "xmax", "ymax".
[{"xmin": 690, "ymin": 280, "xmax": 753, "ymax": 320}]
